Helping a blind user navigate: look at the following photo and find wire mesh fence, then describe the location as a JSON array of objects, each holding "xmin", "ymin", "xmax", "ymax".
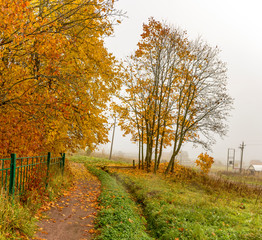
[{"xmin": 0, "ymin": 152, "xmax": 65, "ymax": 198}]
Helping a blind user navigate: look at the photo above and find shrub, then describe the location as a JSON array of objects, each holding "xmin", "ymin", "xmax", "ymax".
[{"xmin": 195, "ymin": 153, "xmax": 214, "ymax": 175}]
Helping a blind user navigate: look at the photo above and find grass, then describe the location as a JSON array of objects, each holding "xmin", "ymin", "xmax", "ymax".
[
  {"xmin": 83, "ymin": 161, "xmax": 152, "ymax": 239},
  {"xmin": 113, "ymin": 170, "xmax": 262, "ymax": 240},
  {"xmin": 71, "ymin": 155, "xmax": 262, "ymax": 240},
  {"xmin": 69, "ymin": 154, "xmax": 128, "ymax": 166},
  {"xmin": 0, "ymin": 192, "xmax": 36, "ymax": 240},
  {"xmin": 213, "ymin": 171, "xmax": 262, "ymax": 187},
  {"xmin": 0, "ymin": 164, "xmax": 73, "ymax": 240}
]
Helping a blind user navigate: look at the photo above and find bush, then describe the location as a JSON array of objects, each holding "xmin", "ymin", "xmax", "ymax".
[{"xmin": 195, "ymin": 153, "xmax": 214, "ymax": 175}]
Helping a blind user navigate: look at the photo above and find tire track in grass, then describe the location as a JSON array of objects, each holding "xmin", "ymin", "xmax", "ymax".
[{"xmin": 86, "ymin": 165, "xmax": 153, "ymax": 240}]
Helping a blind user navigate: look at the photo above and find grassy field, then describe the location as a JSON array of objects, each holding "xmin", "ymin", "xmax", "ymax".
[
  {"xmin": 212, "ymin": 170, "xmax": 262, "ymax": 187},
  {"xmin": 70, "ymin": 155, "xmax": 262, "ymax": 240}
]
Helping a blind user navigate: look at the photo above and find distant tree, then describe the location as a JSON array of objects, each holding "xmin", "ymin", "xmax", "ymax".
[
  {"xmin": 195, "ymin": 153, "xmax": 214, "ymax": 175},
  {"xmin": 115, "ymin": 18, "xmax": 233, "ymax": 173},
  {"xmin": 86, "ymin": 148, "xmax": 92, "ymax": 156}
]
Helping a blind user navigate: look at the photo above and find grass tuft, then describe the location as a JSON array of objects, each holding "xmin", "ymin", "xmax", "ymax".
[{"xmin": 0, "ymin": 192, "xmax": 36, "ymax": 239}]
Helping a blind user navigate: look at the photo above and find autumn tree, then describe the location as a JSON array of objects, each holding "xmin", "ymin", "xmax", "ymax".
[
  {"xmin": 0, "ymin": 0, "xmax": 123, "ymax": 157},
  {"xmin": 195, "ymin": 153, "xmax": 214, "ymax": 175},
  {"xmin": 113, "ymin": 59, "xmax": 149, "ymax": 169},
  {"xmin": 116, "ymin": 18, "xmax": 233, "ymax": 173}
]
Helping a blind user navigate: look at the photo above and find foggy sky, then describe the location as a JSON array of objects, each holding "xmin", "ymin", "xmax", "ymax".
[{"xmin": 102, "ymin": 0, "xmax": 262, "ymax": 165}]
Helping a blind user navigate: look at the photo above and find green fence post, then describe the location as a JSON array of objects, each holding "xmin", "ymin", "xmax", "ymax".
[
  {"xmin": 62, "ymin": 153, "xmax": 65, "ymax": 176},
  {"xmin": 46, "ymin": 152, "xmax": 51, "ymax": 188},
  {"xmin": 9, "ymin": 153, "xmax": 16, "ymax": 198}
]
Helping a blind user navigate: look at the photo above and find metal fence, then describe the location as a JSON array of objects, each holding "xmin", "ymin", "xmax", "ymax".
[{"xmin": 0, "ymin": 152, "xmax": 65, "ymax": 198}]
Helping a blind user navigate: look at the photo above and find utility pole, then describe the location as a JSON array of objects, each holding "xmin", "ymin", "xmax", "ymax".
[
  {"xmin": 239, "ymin": 141, "xmax": 245, "ymax": 173},
  {"xmin": 109, "ymin": 117, "xmax": 116, "ymax": 160}
]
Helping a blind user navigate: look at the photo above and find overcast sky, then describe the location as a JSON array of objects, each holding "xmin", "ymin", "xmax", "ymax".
[{"xmin": 102, "ymin": 0, "xmax": 262, "ymax": 165}]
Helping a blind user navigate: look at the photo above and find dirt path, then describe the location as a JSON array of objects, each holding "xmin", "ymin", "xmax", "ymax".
[{"xmin": 33, "ymin": 163, "xmax": 101, "ymax": 240}]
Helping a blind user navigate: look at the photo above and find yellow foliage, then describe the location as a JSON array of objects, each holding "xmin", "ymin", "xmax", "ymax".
[
  {"xmin": 0, "ymin": 0, "xmax": 121, "ymax": 157},
  {"xmin": 195, "ymin": 153, "xmax": 214, "ymax": 175}
]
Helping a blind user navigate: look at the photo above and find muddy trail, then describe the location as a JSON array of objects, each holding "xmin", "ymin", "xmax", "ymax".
[{"xmin": 32, "ymin": 162, "xmax": 101, "ymax": 240}]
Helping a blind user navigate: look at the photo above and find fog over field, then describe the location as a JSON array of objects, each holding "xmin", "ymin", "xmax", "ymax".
[{"xmin": 100, "ymin": 0, "xmax": 262, "ymax": 167}]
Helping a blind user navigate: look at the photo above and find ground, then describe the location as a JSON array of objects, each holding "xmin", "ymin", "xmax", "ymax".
[{"xmin": 32, "ymin": 163, "xmax": 100, "ymax": 240}]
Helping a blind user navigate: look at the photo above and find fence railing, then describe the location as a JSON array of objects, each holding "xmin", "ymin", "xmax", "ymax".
[{"xmin": 0, "ymin": 152, "xmax": 65, "ymax": 198}]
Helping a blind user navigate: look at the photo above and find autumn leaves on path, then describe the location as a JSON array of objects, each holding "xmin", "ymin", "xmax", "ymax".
[{"xmin": 34, "ymin": 163, "xmax": 101, "ymax": 240}]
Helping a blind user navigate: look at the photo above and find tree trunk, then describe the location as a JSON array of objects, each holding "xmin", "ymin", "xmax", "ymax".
[
  {"xmin": 141, "ymin": 121, "xmax": 144, "ymax": 170},
  {"xmin": 157, "ymin": 135, "xmax": 164, "ymax": 169},
  {"xmin": 138, "ymin": 138, "xmax": 141, "ymax": 169}
]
